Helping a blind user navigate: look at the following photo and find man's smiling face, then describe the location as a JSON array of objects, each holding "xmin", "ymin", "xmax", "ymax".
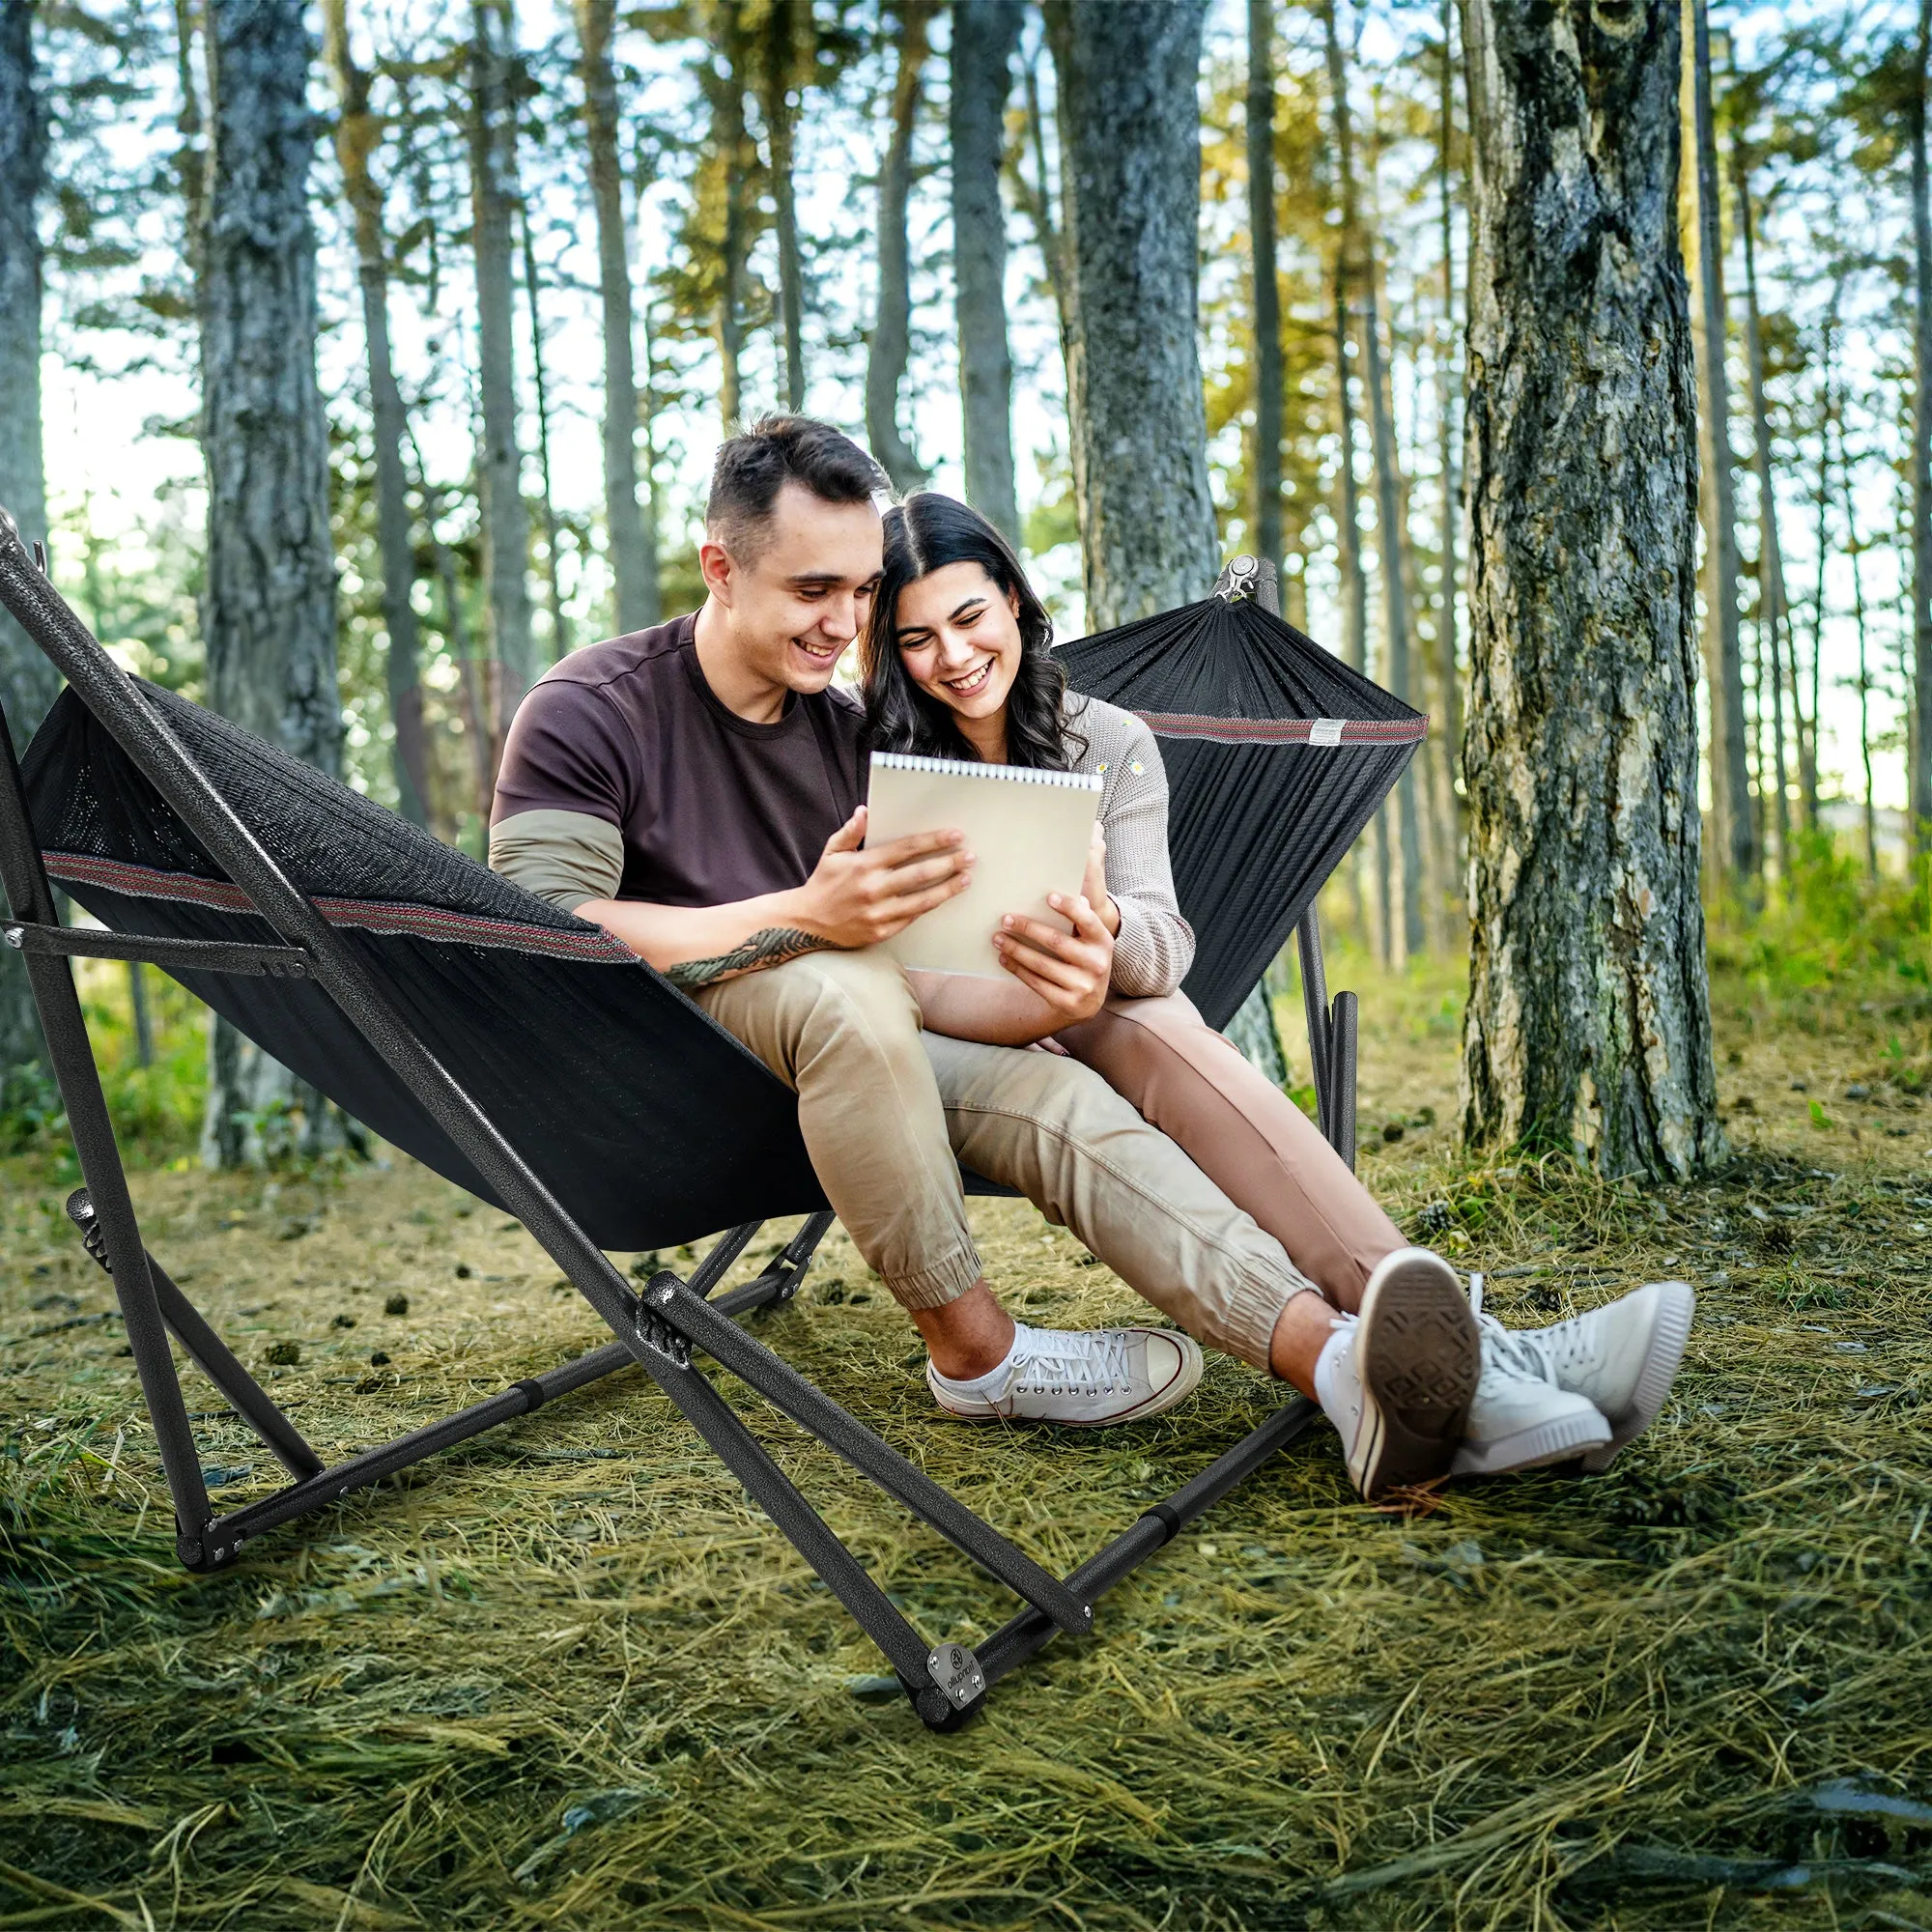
[{"xmin": 708, "ymin": 480, "xmax": 884, "ymax": 697}]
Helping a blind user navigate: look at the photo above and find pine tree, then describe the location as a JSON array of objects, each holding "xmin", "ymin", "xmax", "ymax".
[{"xmin": 867, "ymin": 0, "xmax": 935, "ymax": 494}]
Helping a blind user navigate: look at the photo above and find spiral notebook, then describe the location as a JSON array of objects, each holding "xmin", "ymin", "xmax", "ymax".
[{"xmin": 865, "ymin": 752, "xmax": 1104, "ymax": 978}]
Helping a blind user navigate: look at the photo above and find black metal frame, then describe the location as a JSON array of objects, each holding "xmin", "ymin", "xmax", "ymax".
[{"xmin": 0, "ymin": 512, "xmax": 1334, "ymax": 1731}]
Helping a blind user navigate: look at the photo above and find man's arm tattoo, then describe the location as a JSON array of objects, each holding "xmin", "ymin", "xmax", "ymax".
[{"xmin": 664, "ymin": 926, "xmax": 832, "ymax": 990}]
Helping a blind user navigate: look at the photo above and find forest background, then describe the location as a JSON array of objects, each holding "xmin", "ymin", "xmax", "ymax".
[{"xmin": 1, "ymin": 0, "xmax": 1928, "ymax": 1166}]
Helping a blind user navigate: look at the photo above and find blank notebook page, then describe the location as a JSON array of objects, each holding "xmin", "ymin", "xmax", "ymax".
[{"xmin": 864, "ymin": 752, "xmax": 1103, "ymax": 978}]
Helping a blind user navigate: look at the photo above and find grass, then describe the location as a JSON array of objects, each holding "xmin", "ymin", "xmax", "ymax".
[{"xmin": 2, "ymin": 938, "xmax": 1929, "ymax": 1930}]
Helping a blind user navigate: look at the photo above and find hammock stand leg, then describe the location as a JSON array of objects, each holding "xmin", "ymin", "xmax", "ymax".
[
  {"xmin": 1295, "ymin": 907, "xmax": 1358, "ymax": 1173},
  {"xmin": 0, "ymin": 519, "xmax": 1321, "ymax": 1732}
]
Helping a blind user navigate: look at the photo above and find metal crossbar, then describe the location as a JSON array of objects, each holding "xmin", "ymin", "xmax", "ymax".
[{"xmin": 0, "ymin": 509, "xmax": 1324, "ymax": 1731}]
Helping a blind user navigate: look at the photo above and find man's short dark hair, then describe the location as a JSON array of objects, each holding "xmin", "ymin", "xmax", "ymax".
[{"xmin": 706, "ymin": 415, "xmax": 888, "ymax": 563}]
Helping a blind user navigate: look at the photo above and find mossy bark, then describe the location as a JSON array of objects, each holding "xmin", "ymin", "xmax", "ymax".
[{"xmin": 1460, "ymin": 0, "xmax": 1723, "ymax": 1181}]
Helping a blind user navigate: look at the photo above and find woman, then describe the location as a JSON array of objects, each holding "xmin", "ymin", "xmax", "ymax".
[
  {"xmin": 859, "ymin": 490, "xmax": 1402, "ymax": 1318},
  {"xmin": 860, "ymin": 493, "xmax": 1679, "ymax": 1476}
]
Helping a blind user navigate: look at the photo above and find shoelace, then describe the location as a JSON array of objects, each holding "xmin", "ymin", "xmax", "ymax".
[
  {"xmin": 1009, "ymin": 1327, "xmax": 1134, "ymax": 1398},
  {"xmin": 1475, "ymin": 1311, "xmax": 1561, "ymax": 1389}
]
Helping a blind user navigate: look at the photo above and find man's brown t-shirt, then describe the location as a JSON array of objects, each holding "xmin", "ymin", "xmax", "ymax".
[{"xmin": 490, "ymin": 613, "xmax": 866, "ymax": 912}]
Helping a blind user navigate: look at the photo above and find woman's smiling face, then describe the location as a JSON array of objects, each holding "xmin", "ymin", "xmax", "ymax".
[{"xmin": 892, "ymin": 561, "xmax": 1025, "ymax": 731}]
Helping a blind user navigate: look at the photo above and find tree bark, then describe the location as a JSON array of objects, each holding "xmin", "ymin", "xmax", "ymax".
[
  {"xmin": 1330, "ymin": 255, "xmax": 1373, "ymax": 952},
  {"xmin": 322, "ymin": 0, "xmax": 428, "ymax": 827},
  {"xmin": 1913, "ymin": 0, "xmax": 1932, "ymax": 856},
  {"xmin": 1246, "ymin": 0, "xmax": 1283, "ymax": 580},
  {"xmin": 199, "ymin": 0, "xmax": 348, "ymax": 1167},
  {"xmin": 760, "ymin": 0, "xmax": 808, "ymax": 412},
  {"xmin": 867, "ymin": 0, "xmax": 935, "ymax": 494},
  {"xmin": 1841, "ymin": 417, "xmax": 1877, "ymax": 878},
  {"xmin": 0, "ymin": 0, "xmax": 57, "ymax": 1107},
  {"xmin": 1047, "ymin": 0, "xmax": 1217, "ymax": 628},
  {"xmin": 711, "ymin": 0, "xmax": 752, "ymax": 427},
  {"xmin": 1435, "ymin": 0, "xmax": 1463, "ymax": 826},
  {"xmin": 575, "ymin": 0, "xmax": 659, "ymax": 632},
  {"xmin": 1461, "ymin": 0, "xmax": 1723, "ymax": 1180},
  {"xmin": 520, "ymin": 204, "xmax": 568, "ymax": 664},
  {"xmin": 1689, "ymin": 0, "xmax": 1753, "ymax": 886},
  {"xmin": 952, "ymin": 0, "xmax": 1024, "ymax": 546},
  {"xmin": 468, "ymin": 0, "xmax": 535, "ymax": 757},
  {"xmin": 1733, "ymin": 145, "xmax": 1788, "ymax": 871}
]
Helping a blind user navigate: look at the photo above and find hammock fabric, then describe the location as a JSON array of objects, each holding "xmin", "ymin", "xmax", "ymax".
[
  {"xmin": 1058, "ymin": 591, "xmax": 1425, "ymax": 1031},
  {"xmin": 22, "ymin": 681, "xmax": 826, "ymax": 1249}
]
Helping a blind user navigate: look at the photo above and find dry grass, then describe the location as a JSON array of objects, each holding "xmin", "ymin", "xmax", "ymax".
[{"xmin": 3, "ymin": 949, "xmax": 1930, "ymax": 1930}]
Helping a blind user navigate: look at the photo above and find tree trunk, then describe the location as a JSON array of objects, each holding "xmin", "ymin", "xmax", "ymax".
[
  {"xmin": 1330, "ymin": 255, "xmax": 1372, "ymax": 952},
  {"xmin": 1460, "ymin": 0, "xmax": 1723, "ymax": 1180},
  {"xmin": 760, "ymin": 0, "xmax": 808, "ymax": 412},
  {"xmin": 712, "ymin": 1, "xmax": 752, "ymax": 427},
  {"xmin": 0, "ymin": 0, "xmax": 57, "ymax": 1108},
  {"xmin": 575, "ymin": 0, "xmax": 658, "ymax": 633},
  {"xmin": 199, "ymin": 0, "xmax": 348, "ymax": 1168},
  {"xmin": 1014, "ymin": 41, "xmax": 1072, "ymax": 367},
  {"xmin": 1435, "ymin": 0, "xmax": 1463, "ymax": 831},
  {"xmin": 951, "ymin": 0, "xmax": 1024, "ymax": 546},
  {"xmin": 867, "ymin": 0, "xmax": 935, "ymax": 494},
  {"xmin": 1327, "ymin": 3, "xmax": 1422, "ymax": 961},
  {"xmin": 468, "ymin": 0, "xmax": 534, "ymax": 760},
  {"xmin": 1246, "ymin": 0, "xmax": 1282, "ymax": 580},
  {"xmin": 1843, "ymin": 435, "xmax": 1877, "ymax": 878},
  {"xmin": 322, "ymin": 0, "xmax": 428, "ymax": 827},
  {"xmin": 1733, "ymin": 147, "xmax": 1788, "ymax": 873},
  {"xmin": 1689, "ymin": 0, "xmax": 1753, "ymax": 887},
  {"xmin": 520, "ymin": 205, "xmax": 568, "ymax": 664},
  {"xmin": 1913, "ymin": 0, "xmax": 1932, "ymax": 857},
  {"xmin": 1047, "ymin": 0, "xmax": 1217, "ymax": 628}
]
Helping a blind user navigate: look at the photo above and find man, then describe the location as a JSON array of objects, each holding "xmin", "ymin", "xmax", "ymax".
[{"xmin": 491, "ymin": 415, "xmax": 1692, "ymax": 1498}]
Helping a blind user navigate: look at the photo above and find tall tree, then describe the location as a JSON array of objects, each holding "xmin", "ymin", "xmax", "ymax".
[
  {"xmin": 759, "ymin": 0, "xmax": 808, "ymax": 411},
  {"xmin": 951, "ymin": 0, "xmax": 1024, "ymax": 545},
  {"xmin": 1733, "ymin": 145, "xmax": 1788, "ymax": 870},
  {"xmin": 322, "ymin": 0, "xmax": 428, "ymax": 827},
  {"xmin": 1325, "ymin": 1, "xmax": 1421, "ymax": 960},
  {"xmin": 0, "ymin": 0, "xmax": 58, "ymax": 1107},
  {"xmin": 468, "ymin": 0, "xmax": 535, "ymax": 754},
  {"xmin": 199, "ymin": 0, "xmax": 346, "ymax": 1165},
  {"xmin": 1913, "ymin": 0, "xmax": 1932, "ymax": 856},
  {"xmin": 1435, "ymin": 0, "xmax": 1463, "ymax": 832},
  {"xmin": 1461, "ymin": 0, "xmax": 1722, "ymax": 1179},
  {"xmin": 1047, "ymin": 0, "xmax": 1217, "ymax": 628},
  {"xmin": 706, "ymin": 1, "xmax": 753, "ymax": 425},
  {"xmin": 574, "ymin": 0, "xmax": 659, "ymax": 632},
  {"xmin": 867, "ymin": 0, "xmax": 935, "ymax": 493},
  {"xmin": 1246, "ymin": 0, "xmax": 1283, "ymax": 580},
  {"xmin": 1329, "ymin": 255, "xmax": 1375, "ymax": 952},
  {"xmin": 520, "ymin": 206, "xmax": 568, "ymax": 662},
  {"xmin": 1689, "ymin": 0, "xmax": 1753, "ymax": 886}
]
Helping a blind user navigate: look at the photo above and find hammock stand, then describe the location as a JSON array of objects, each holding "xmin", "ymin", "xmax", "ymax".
[{"xmin": 0, "ymin": 512, "xmax": 1410, "ymax": 1731}]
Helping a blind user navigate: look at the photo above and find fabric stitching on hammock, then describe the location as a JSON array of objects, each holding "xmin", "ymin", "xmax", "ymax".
[
  {"xmin": 1130, "ymin": 711, "xmax": 1431, "ymax": 746},
  {"xmin": 43, "ymin": 850, "xmax": 636, "ymax": 964}
]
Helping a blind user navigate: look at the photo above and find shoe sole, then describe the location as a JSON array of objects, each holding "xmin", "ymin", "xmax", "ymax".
[
  {"xmin": 927, "ymin": 1334, "xmax": 1205, "ymax": 1429},
  {"xmin": 1351, "ymin": 1250, "xmax": 1480, "ymax": 1499},
  {"xmin": 1578, "ymin": 1281, "xmax": 1695, "ymax": 1473},
  {"xmin": 1452, "ymin": 1405, "xmax": 1611, "ymax": 1477}
]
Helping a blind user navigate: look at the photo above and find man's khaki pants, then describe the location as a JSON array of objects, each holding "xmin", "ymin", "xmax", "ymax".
[{"xmin": 699, "ymin": 947, "xmax": 1336, "ymax": 1370}]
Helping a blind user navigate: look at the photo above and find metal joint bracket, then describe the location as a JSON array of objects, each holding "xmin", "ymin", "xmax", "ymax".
[
  {"xmin": 66, "ymin": 1188, "xmax": 113, "ymax": 1274},
  {"xmin": 926, "ymin": 1642, "xmax": 985, "ymax": 1712},
  {"xmin": 1215, "ymin": 554, "xmax": 1263, "ymax": 603},
  {"xmin": 638, "ymin": 1278, "xmax": 693, "ymax": 1369}
]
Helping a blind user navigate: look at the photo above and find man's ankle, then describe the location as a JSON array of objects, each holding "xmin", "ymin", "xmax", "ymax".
[{"xmin": 911, "ymin": 1279, "xmax": 1018, "ymax": 1380}]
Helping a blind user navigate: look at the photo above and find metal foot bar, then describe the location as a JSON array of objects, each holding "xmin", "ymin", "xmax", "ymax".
[
  {"xmin": 1330, "ymin": 992, "xmax": 1359, "ymax": 1175},
  {"xmin": 712, "ymin": 1210, "xmax": 837, "ymax": 1319},
  {"xmin": 3, "ymin": 919, "xmax": 310, "ymax": 978},
  {"xmin": 968, "ymin": 1396, "xmax": 1322, "ymax": 1705},
  {"xmin": 688, "ymin": 1220, "xmax": 764, "ymax": 1298},
  {"xmin": 649, "ymin": 1275, "xmax": 1092, "ymax": 1635},
  {"xmin": 1295, "ymin": 908, "xmax": 1332, "ymax": 1124},
  {"xmin": 67, "ymin": 1189, "xmax": 323, "ymax": 1481}
]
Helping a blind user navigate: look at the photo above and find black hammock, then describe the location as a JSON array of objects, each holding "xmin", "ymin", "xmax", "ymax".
[{"xmin": 1057, "ymin": 561, "xmax": 1425, "ymax": 1032}]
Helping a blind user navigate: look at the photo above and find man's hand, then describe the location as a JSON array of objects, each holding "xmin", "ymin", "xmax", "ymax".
[
  {"xmin": 992, "ymin": 891, "xmax": 1115, "ymax": 1025},
  {"xmin": 789, "ymin": 805, "xmax": 975, "ymax": 950}
]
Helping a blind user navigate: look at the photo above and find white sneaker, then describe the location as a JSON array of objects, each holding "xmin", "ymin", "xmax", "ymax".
[
  {"xmin": 1506, "ymin": 1281, "xmax": 1696, "ymax": 1472},
  {"xmin": 1322, "ymin": 1248, "xmax": 1480, "ymax": 1500},
  {"xmin": 1453, "ymin": 1315, "xmax": 1613, "ymax": 1476},
  {"xmin": 926, "ymin": 1322, "xmax": 1204, "ymax": 1428}
]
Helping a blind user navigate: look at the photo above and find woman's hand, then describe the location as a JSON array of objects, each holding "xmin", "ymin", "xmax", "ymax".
[
  {"xmin": 992, "ymin": 891, "xmax": 1114, "ymax": 1025},
  {"xmin": 1082, "ymin": 824, "xmax": 1122, "ymax": 937}
]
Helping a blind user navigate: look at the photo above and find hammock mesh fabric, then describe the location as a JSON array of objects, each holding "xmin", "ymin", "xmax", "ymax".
[{"xmin": 1057, "ymin": 594, "xmax": 1425, "ymax": 1031}]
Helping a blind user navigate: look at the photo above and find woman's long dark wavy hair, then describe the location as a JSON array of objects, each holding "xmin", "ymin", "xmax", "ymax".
[{"xmin": 860, "ymin": 493, "xmax": 1083, "ymax": 769}]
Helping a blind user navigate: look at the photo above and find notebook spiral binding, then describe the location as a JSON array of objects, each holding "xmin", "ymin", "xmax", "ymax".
[{"xmin": 868, "ymin": 752, "xmax": 1104, "ymax": 792}]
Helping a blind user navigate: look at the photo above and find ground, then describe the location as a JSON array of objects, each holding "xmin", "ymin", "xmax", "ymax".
[{"xmin": 2, "ymin": 938, "xmax": 1929, "ymax": 1930}]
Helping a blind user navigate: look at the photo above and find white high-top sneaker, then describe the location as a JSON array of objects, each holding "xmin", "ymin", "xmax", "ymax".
[
  {"xmin": 1502, "ymin": 1281, "xmax": 1696, "ymax": 1472},
  {"xmin": 1452, "ymin": 1318, "xmax": 1612, "ymax": 1476},
  {"xmin": 926, "ymin": 1322, "xmax": 1204, "ymax": 1427},
  {"xmin": 1320, "ymin": 1248, "xmax": 1480, "ymax": 1500}
]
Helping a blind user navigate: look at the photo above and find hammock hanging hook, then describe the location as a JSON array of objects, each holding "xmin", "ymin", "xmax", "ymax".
[{"xmin": 1212, "ymin": 554, "xmax": 1275, "ymax": 608}]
